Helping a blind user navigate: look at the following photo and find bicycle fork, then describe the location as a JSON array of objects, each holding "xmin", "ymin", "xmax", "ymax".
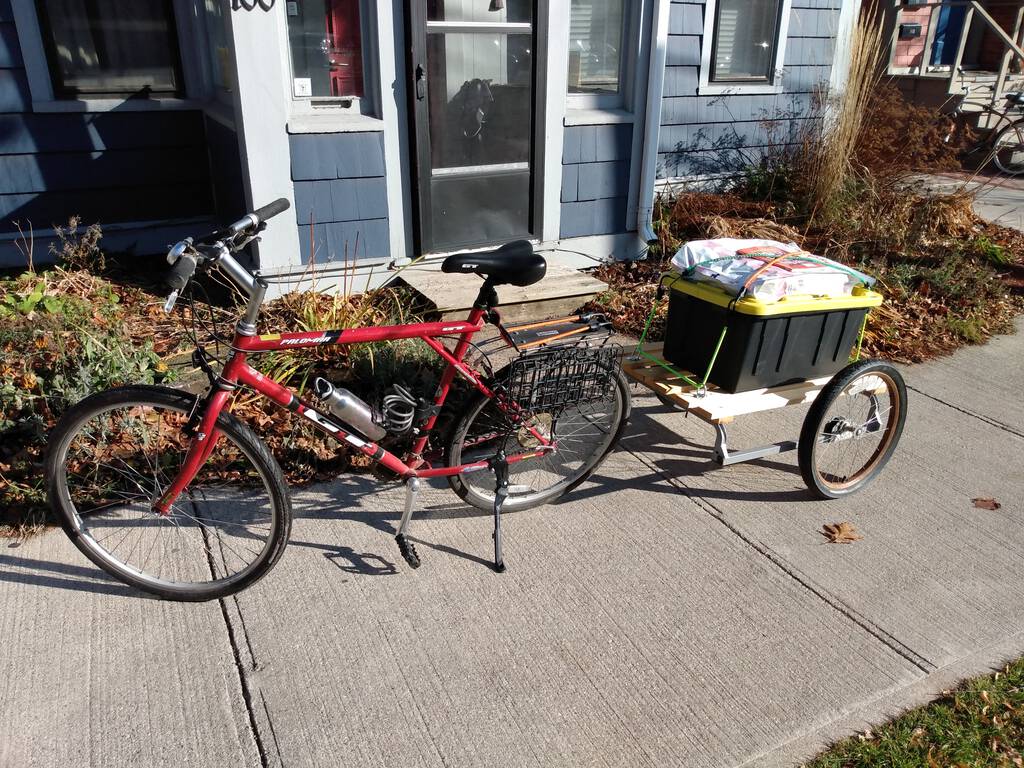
[{"xmin": 153, "ymin": 388, "xmax": 232, "ymax": 514}]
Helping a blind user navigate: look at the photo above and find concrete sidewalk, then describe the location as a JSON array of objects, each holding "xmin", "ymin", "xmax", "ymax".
[
  {"xmin": 2, "ymin": 319, "xmax": 1022, "ymax": 768},
  {"xmin": 917, "ymin": 172, "xmax": 1024, "ymax": 232}
]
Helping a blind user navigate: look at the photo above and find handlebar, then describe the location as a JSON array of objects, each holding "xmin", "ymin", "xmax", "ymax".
[
  {"xmin": 163, "ymin": 198, "xmax": 291, "ymax": 312},
  {"xmin": 194, "ymin": 197, "xmax": 292, "ymax": 246}
]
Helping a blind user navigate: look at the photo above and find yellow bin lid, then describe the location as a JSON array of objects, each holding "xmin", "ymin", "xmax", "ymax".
[{"xmin": 662, "ymin": 274, "xmax": 883, "ymax": 317}]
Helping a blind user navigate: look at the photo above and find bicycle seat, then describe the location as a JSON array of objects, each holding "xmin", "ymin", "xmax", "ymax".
[
  {"xmin": 1006, "ymin": 92, "xmax": 1024, "ymax": 106},
  {"xmin": 441, "ymin": 240, "xmax": 547, "ymax": 287}
]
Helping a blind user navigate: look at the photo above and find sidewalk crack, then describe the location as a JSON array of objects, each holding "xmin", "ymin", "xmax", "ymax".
[
  {"xmin": 906, "ymin": 384, "xmax": 1024, "ymax": 439},
  {"xmin": 192, "ymin": 495, "xmax": 274, "ymax": 767},
  {"xmin": 623, "ymin": 445, "xmax": 935, "ymax": 674},
  {"xmin": 218, "ymin": 595, "xmax": 274, "ymax": 768}
]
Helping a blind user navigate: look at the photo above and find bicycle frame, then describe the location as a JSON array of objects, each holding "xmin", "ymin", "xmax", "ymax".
[{"xmin": 153, "ymin": 306, "xmax": 551, "ymax": 514}]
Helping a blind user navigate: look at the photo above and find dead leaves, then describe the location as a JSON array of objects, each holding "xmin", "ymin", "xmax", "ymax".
[
  {"xmin": 821, "ymin": 521, "xmax": 863, "ymax": 544},
  {"xmin": 972, "ymin": 497, "xmax": 1002, "ymax": 511}
]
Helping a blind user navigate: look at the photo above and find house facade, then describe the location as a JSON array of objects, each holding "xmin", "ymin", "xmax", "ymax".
[{"xmin": 0, "ymin": 0, "xmax": 856, "ymax": 283}]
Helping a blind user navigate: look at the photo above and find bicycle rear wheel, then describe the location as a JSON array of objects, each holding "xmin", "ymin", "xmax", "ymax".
[
  {"xmin": 46, "ymin": 385, "xmax": 291, "ymax": 601},
  {"xmin": 992, "ymin": 120, "xmax": 1024, "ymax": 175},
  {"xmin": 446, "ymin": 366, "xmax": 630, "ymax": 513}
]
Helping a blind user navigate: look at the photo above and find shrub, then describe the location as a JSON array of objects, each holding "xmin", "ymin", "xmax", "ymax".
[
  {"xmin": 0, "ymin": 269, "xmax": 173, "ymax": 534},
  {"xmin": 854, "ymin": 81, "xmax": 967, "ymax": 178}
]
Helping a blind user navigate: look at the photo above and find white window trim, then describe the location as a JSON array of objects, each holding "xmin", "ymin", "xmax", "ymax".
[
  {"xmin": 697, "ymin": 0, "xmax": 793, "ymax": 96},
  {"xmin": 566, "ymin": 0, "xmax": 641, "ymax": 113},
  {"xmin": 563, "ymin": 107, "xmax": 635, "ymax": 126},
  {"xmin": 12, "ymin": 0, "xmax": 219, "ymax": 111},
  {"xmin": 283, "ymin": 0, "xmax": 380, "ymax": 122}
]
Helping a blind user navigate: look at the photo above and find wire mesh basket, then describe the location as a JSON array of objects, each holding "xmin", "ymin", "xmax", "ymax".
[{"xmin": 501, "ymin": 344, "xmax": 620, "ymax": 414}]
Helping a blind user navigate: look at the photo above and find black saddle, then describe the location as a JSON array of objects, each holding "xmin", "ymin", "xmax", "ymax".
[
  {"xmin": 441, "ymin": 240, "xmax": 546, "ymax": 287},
  {"xmin": 1006, "ymin": 92, "xmax": 1024, "ymax": 106}
]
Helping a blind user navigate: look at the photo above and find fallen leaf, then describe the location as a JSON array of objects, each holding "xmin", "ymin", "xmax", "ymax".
[
  {"xmin": 972, "ymin": 497, "xmax": 1001, "ymax": 510},
  {"xmin": 822, "ymin": 521, "xmax": 863, "ymax": 544}
]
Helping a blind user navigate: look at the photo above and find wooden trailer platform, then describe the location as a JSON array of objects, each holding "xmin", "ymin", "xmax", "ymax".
[
  {"xmin": 622, "ymin": 343, "xmax": 842, "ymax": 465},
  {"xmin": 621, "ymin": 343, "xmax": 833, "ymax": 425}
]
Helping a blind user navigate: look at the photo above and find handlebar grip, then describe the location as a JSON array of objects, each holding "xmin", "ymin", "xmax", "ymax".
[
  {"xmin": 253, "ymin": 198, "xmax": 290, "ymax": 224},
  {"xmin": 166, "ymin": 251, "xmax": 198, "ymax": 292}
]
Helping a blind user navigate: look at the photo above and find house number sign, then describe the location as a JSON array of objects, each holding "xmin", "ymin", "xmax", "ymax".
[{"xmin": 233, "ymin": 0, "xmax": 275, "ymax": 10}]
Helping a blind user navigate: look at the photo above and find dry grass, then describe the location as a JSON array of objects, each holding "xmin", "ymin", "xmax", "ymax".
[{"xmin": 803, "ymin": 7, "xmax": 885, "ymax": 222}]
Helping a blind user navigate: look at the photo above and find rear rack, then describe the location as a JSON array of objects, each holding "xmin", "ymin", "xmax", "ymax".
[{"xmin": 504, "ymin": 312, "xmax": 613, "ymax": 351}]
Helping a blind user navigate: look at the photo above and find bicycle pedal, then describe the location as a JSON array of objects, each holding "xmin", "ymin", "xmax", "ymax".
[{"xmin": 395, "ymin": 533, "xmax": 421, "ymax": 569}]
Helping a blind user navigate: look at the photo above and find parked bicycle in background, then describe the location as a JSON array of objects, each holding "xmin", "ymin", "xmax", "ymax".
[{"xmin": 944, "ymin": 67, "xmax": 1024, "ymax": 175}]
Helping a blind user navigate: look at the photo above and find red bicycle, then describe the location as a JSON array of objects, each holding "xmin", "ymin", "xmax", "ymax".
[{"xmin": 45, "ymin": 200, "xmax": 630, "ymax": 601}]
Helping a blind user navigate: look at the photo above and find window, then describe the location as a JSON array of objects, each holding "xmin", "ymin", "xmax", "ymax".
[
  {"xmin": 285, "ymin": 0, "xmax": 364, "ymax": 100},
  {"xmin": 568, "ymin": 0, "xmax": 627, "ymax": 102},
  {"xmin": 34, "ymin": 0, "xmax": 183, "ymax": 97},
  {"xmin": 202, "ymin": 0, "xmax": 233, "ymax": 94},
  {"xmin": 699, "ymin": 0, "xmax": 791, "ymax": 95},
  {"xmin": 711, "ymin": 0, "xmax": 782, "ymax": 83}
]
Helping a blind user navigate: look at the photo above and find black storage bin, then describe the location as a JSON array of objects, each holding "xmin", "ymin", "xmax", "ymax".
[{"xmin": 662, "ymin": 279, "xmax": 881, "ymax": 393}]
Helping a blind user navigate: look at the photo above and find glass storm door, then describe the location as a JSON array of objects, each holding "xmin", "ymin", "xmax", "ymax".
[{"xmin": 410, "ymin": 0, "xmax": 536, "ymax": 252}]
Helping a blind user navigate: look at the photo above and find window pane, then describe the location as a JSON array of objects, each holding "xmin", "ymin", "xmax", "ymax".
[
  {"xmin": 427, "ymin": 0, "xmax": 532, "ymax": 24},
  {"xmin": 203, "ymin": 0, "xmax": 233, "ymax": 93},
  {"xmin": 712, "ymin": 0, "xmax": 781, "ymax": 82},
  {"xmin": 37, "ymin": 0, "xmax": 181, "ymax": 96},
  {"xmin": 286, "ymin": 0, "xmax": 364, "ymax": 98},
  {"xmin": 426, "ymin": 31, "xmax": 532, "ymax": 169},
  {"xmin": 568, "ymin": 0, "xmax": 624, "ymax": 95}
]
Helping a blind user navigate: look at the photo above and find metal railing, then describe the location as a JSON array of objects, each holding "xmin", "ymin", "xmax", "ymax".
[{"xmin": 887, "ymin": 1, "xmax": 1024, "ymax": 107}]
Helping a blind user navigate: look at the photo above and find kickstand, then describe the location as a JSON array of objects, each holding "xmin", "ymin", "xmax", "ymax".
[{"xmin": 489, "ymin": 450, "xmax": 509, "ymax": 573}]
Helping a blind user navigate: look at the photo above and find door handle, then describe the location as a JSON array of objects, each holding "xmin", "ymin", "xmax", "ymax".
[{"xmin": 415, "ymin": 64, "xmax": 426, "ymax": 100}]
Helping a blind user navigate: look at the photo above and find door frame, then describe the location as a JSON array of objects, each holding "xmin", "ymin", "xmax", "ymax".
[{"xmin": 405, "ymin": 0, "xmax": 550, "ymax": 256}]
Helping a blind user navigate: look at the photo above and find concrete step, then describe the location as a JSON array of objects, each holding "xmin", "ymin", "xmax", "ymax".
[{"xmin": 398, "ymin": 260, "xmax": 608, "ymax": 323}]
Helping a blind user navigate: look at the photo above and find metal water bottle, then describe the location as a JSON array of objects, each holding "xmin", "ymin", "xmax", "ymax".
[{"xmin": 312, "ymin": 378, "xmax": 387, "ymax": 441}]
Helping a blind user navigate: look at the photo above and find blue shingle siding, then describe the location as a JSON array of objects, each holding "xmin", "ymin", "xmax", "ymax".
[
  {"xmin": 0, "ymin": 114, "xmax": 213, "ymax": 231},
  {"xmin": 204, "ymin": 116, "xmax": 246, "ymax": 220},
  {"xmin": 0, "ymin": 16, "xmax": 216, "ymax": 236},
  {"xmin": 560, "ymin": 123, "xmax": 633, "ymax": 238},
  {"xmin": 0, "ymin": 21, "xmax": 21, "ymax": 68},
  {"xmin": 288, "ymin": 132, "xmax": 389, "ymax": 264},
  {"xmin": 657, "ymin": 0, "xmax": 840, "ymax": 180}
]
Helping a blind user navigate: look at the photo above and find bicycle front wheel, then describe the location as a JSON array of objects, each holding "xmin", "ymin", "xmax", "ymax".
[
  {"xmin": 992, "ymin": 120, "xmax": 1024, "ymax": 175},
  {"xmin": 446, "ymin": 369, "xmax": 630, "ymax": 513},
  {"xmin": 46, "ymin": 385, "xmax": 291, "ymax": 601}
]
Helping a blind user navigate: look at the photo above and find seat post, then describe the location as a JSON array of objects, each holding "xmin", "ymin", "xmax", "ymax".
[{"xmin": 473, "ymin": 279, "xmax": 499, "ymax": 311}]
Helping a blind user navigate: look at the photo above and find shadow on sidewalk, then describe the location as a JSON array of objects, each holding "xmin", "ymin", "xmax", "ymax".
[
  {"xmin": 0, "ymin": 553, "xmax": 147, "ymax": 598},
  {"xmin": 8, "ymin": 402, "xmax": 818, "ymax": 594}
]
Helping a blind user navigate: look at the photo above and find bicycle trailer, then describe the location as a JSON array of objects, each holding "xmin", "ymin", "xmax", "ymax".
[{"xmin": 624, "ymin": 243, "xmax": 905, "ymax": 500}]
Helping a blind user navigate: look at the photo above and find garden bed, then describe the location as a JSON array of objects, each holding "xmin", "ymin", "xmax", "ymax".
[{"xmin": 0, "ymin": 242, "xmax": 439, "ymax": 536}]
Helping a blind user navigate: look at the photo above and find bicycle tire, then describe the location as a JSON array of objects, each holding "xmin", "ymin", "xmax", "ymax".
[
  {"xmin": 446, "ymin": 365, "xmax": 631, "ymax": 513},
  {"xmin": 992, "ymin": 120, "xmax": 1024, "ymax": 176},
  {"xmin": 798, "ymin": 360, "xmax": 907, "ymax": 500},
  {"xmin": 46, "ymin": 385, "xmax": 291, "ymax": 601}
]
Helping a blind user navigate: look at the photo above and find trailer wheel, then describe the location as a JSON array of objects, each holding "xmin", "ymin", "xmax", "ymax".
[{"xmin": 798, "ymin": 360, "xmax": 908, "ymax": 499}]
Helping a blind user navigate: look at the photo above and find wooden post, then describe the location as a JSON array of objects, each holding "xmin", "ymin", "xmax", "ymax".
[
  {"xmin": 994, "ymin": 5, "xmax": 1024, "ymax": 105},
  {"xmin": 948, "ymin": 4, "xmax": 976, "ymax": 96}
]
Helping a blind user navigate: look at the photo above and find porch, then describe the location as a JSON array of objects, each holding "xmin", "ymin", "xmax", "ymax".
[{"xmin": 881, "ymin": 0, "xmax": 1024, "ymax": 126}]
